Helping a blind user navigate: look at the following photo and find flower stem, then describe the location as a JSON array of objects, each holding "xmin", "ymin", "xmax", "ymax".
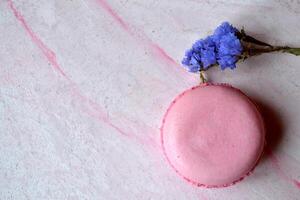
[
  {"xmin": 241, "ymin": 42, "xmax": 300, "ymax": 58},
  {"xmin": 282, "ymin": 47, "xmax": 300, "ymax": 56},
  {"xmin": 199, "ymin": 70, "xmax": 207, "ymax": 84},
  {"xmin": 239, "ymin": 30, "xmax": 300, "ymax": 57}
]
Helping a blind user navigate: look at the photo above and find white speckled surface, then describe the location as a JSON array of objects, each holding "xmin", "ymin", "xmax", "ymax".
[{"xmin": 1, "ymin": 0, "xmax": 300, "ymax": 199}]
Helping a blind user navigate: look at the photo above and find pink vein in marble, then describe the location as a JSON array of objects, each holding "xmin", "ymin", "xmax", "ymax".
[
  {"xmin": 95, "ymin": 0, "xmax": 130, "ymax": 31},
  {"xmin": 7, "ymin": 0, "xmax": 136, "ymax": 139},
  {"xmin": 294, "ymin": 180, "xmax": 300, "ymax": 189},
  {"xmin": 161, "ymin": 83, "xmax": 265, "ymax": 187},
  {"xmin": 266, "ymin": 148, "xmax": 300, "ymax": 189},
  {"xmin": 8, "ymin": 0, "xmax": 68, "ymax": 79},
  {"xmin": 93, "ymin": 0, "xmax": 179, "ymax": 68}
]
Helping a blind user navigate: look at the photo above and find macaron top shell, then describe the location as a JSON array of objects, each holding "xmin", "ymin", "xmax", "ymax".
[{"xmin": 161, "ymin": 83, "xmax": 265, "ymax": 187}]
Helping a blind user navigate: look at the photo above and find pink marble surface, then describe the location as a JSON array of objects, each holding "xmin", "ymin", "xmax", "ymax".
[{"xmin": 1, "ymin": 0, "xmax": 300, "ymax": 199}]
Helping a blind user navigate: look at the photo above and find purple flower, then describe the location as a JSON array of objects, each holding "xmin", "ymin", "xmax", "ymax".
[
  {"xmin": 182, "ymin": 49, "xmax": 201, "ymax": 72},
  {"xmin": 217, "ymin": 55, "xmax": 238, "ymax": 69},
  {"xmin": 213, "ymin": 23, "xmax": 242, "ymax": 70},
  {"xmin": 182, "ymin": 36, "xmax": 217, "ymax": 71},
  {"xmin": 181, "ymin": 22, "xmax": 243, "ymax": 72},
  {"xmin": 182, "ymin": 51, "xmax": 199, "ymax": 73},
  {"xmin": 212, "ymin": 22, "xmax": 238, "ymax": 46}
]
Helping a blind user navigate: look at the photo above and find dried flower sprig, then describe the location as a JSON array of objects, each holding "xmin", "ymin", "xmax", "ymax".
[{"xmin": 182, "ymin": 22, "xmax": 300, "ymax": 72}]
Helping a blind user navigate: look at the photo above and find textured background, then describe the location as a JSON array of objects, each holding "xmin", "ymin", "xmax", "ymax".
[{"xmin": 1, "ymin": 0, "xmax": 300, "ymax": 199}]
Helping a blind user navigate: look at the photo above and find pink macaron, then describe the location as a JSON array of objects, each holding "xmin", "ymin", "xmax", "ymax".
[{"xmin": 161, "ymin": 83, "xmax": 265, "ymax": 188}]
